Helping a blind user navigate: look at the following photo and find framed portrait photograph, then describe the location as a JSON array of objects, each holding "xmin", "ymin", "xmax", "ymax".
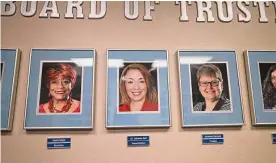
[
  {"xmin": 245, "ymin": 50, "xmax": 276, "ymax": 125},
  {"xmin": 106, "ymin": 50, "xmax": 170, "ymax": 128},
  {"xmin": 1, "ymin": 49, "xmax": 21, "ymax": 131},
  {"xmin": 24, "ymin": 49, "xmax": 95, "ymax": 130},
  {"xmin": 178, "ymin": 50, "xmax": 244, "ymax": 127}
]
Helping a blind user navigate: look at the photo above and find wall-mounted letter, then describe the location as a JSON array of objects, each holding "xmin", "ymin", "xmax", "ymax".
[
  {"xmin": 144, "ymin": 1, "xmax": 155, "ymax": 20},
  {"xmin": 21, "ymin": 1, "xmax": 37, "ymax": 17},
  {"xmin": 1, "ymin": 1, "xmax": 16, "ymax": 16},
  {"xmin": 216, "ymin": 1, "xmax": 233, "ymax": 22},
  {"xmin": 88, "ymin": 1, "xmax": 106, "ymax": 19},
  {"xmin": 178, "ymin": 1, "xmax": 191, "ymax": 22},
  {"xmin": 39, "ymin": 1, "xmax": 60, "ymax": 18},
  {"xmin": 196, "ymin": 1, "xmax": 215, "ymax": 22},
  {"xmin": 65, "ymin": 1, "xmax": 84, "ymax": 19},
  {"xmin": 125, "ymin": 1, "xmax": 139, "ymax": 20},
  {"xmin": 237, "ymin": 1, "xmax": 251, "ymax": 22},
  {"xmin": 273, "ymin": 1, "xmax": 276, "ymax": 22},
  {"xmin": 253, "ymin": 1, "xmax": 269, "ymax": 23}
]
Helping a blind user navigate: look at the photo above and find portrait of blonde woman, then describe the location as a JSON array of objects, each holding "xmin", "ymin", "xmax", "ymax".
[
  {"xmin": 38, "ymin": 63, "xmax": 82, "ymax": 114},
  {"xmin": 118, "ymin": 63, "xmax": 159, "ymax": 112},
  {"xmin": 191, "ymin": 63, "xmax": 231, "ymax": 112}
]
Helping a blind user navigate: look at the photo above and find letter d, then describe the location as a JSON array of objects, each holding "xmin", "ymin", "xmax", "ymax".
[{"xmin": 1, "ymin": 1, "xmax": 16, "ymax": 16}]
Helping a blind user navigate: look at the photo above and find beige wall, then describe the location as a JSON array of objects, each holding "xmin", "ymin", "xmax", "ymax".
[{"xmin": 1, "ymin": 2, "xmax": 276, "ymax": 163}]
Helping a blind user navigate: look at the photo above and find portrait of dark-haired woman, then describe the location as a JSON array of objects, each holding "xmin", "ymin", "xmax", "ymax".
[
  {"xmin": 262, "ymin": 64, "xmax": 276, "ymax": 110},
  {"xmin": 0, "ymin": 62, "xmax": 4, "ymax": 80}
]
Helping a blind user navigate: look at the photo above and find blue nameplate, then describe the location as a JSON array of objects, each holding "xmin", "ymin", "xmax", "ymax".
[
  {"xmin": 202, "ymin": 134, "xmax": 224, "ymax": 145},
  {"xmin": 47, "ymin": 138, "xmax": 71, "ymax": 149},
  {"xmin": 272, "ymin": 134, "xmax": 276, "ymax": 144},
  {"xmin": 127, "ymin": 136, "xmax": 150, "ymax": 147}
]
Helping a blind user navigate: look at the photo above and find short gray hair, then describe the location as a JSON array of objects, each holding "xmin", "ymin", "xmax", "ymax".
[{"xmin": 196, "ymin": 64, "xmax": 223, "ymax": 82}]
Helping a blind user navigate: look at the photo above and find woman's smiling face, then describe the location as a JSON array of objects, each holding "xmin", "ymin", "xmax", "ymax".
[
  {"xmin": 198, "ymin": 75, "xmax": 223, "ymax": 102},
  {"xmin": 124, "ymin": 69, "xmax": 147, "ymax": 103},
  {"xmin": 271, "ymin": 70, "xmax": 276, "ymax": 88},
  {"xmin": 49, "ymin": 77, "xmax": 72, "ymax": 101}
]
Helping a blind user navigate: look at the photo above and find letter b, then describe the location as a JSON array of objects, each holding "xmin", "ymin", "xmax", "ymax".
[{"xmin": 1, "ymin": 1, "xmax": 16, "ymax": 16}]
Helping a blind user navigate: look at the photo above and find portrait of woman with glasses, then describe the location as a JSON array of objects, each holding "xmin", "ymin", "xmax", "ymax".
[{"xmin": 191, "ymin": 63, "xmax": 231, "ymax": 112}]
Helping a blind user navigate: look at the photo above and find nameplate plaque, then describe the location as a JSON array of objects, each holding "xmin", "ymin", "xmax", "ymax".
[
  {"xmin": 127, "ymin": 136, "xmax": 150, "ymax": 147},
  {"xmin": 47, "ymin": 138, "xmax": 71, "ymax": 149},
  {"xmin": 202, "ymin": 134, "xmax": 224, "ymax": 145}
]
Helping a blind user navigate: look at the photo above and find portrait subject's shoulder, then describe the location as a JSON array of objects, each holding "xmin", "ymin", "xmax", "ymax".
[
  {"xmin": 221, "ymin": 98, "xmax": 231, "ymax": 111},
  {"xmin": 193, "ymin": 102, "xmax": 204, "ymax": 111},
  {"xmin": 72, "ymin": 99, "xmax": 80, "ymax": 106},
  {"xmin": 142, "ymin": 101, "xmax": 158, "ymax": 111},
  {"xmin": 39, "ymin": 103, "xmax": 48, "ymax": 113},
  {"xmin": 72, "ymin": 99, "xmax": 81, "ymax": 113},
  {"xmin": 119, "ymin": 104, "xmax": 130, "ymax": 112}
]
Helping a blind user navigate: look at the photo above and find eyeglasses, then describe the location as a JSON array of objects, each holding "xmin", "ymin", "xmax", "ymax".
[
  {"xmin": 272, "ymin": 76, "xmax": 276, "ymax": 81},
  {"xmin": 198, "ymin": 80, "xmax": 220, "ymax": 87}
]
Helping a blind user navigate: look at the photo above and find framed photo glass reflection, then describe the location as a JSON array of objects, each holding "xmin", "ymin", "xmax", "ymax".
[
  {"xmin": 245, "ymin": 50, "xmax": 276, "ymax": 125},
  {"xmin": 106, "ymin": 50, "xmax": 170, "ymax": 128},
  {"xmin": 24, "ymin": 49, "xmax": 95, "ymax": 129},
  {"xmin": 178, "ymin": 50, "xmax": 244, "ymax": 127},
  {"xmin": 1, "ymin": 49, "xmax": 21, "ymax": 131}
]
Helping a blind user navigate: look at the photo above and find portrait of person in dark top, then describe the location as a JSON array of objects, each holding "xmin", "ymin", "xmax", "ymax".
[
  {"xmin": 118, "ymin": 63, "xmax": 159, "ymax": 112},
  {"xmin": 260, "ymin": 64, "xmax": 276, "ymax": 110},
  {"xmin": 38, "ymin": 62, "xmax": 82, "ymax": 114},
  {"xmin": 0, "ymin": 62, "xmax": 3, "ymax": 80},
  {"xmin": 192, "ymin": 63, "xmax": 231, "ymax": 112}
]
